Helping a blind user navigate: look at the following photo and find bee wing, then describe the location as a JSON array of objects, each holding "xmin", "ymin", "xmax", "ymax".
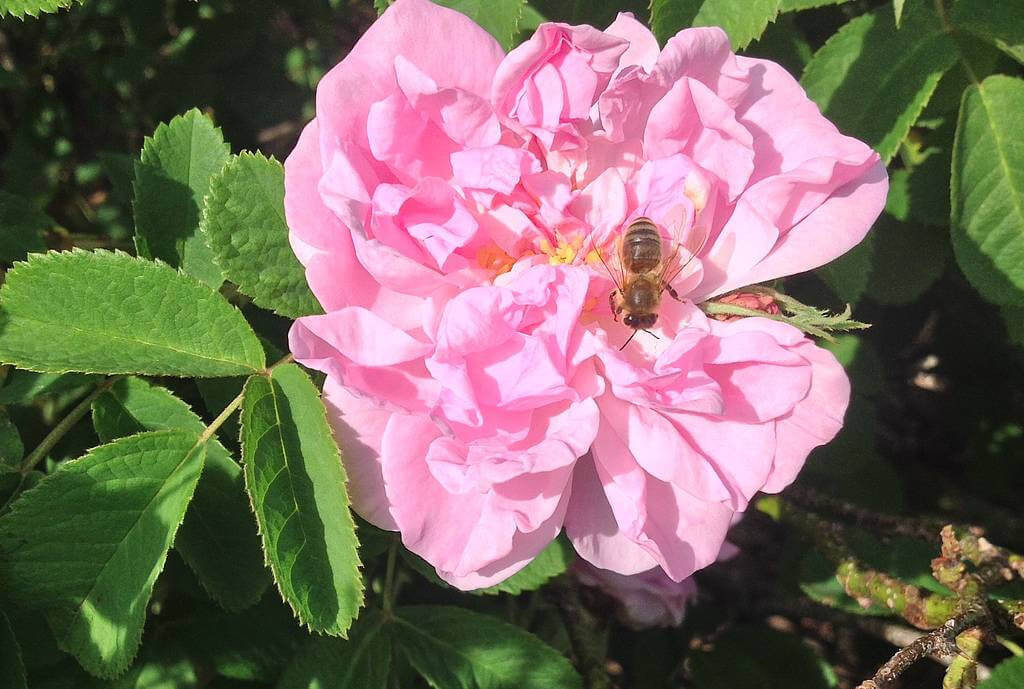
[
  {"xmin": 660, "ymin": 219, "xmax": 711, "ymax": 288},
  {"xmin": 588, "ymin": 230, "xmax": 624, "ymax": 291}
]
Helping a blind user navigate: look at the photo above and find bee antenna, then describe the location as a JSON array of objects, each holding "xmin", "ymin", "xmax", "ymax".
[
  {"xmin": 644, "ymin": 329, "xmax": 660, "ymax": 340},
  {"xmin": 618, "ymin": 329, "xmax": 638, "ymax": 351}
]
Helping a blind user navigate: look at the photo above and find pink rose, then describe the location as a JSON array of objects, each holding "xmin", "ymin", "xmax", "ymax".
[
  {"xmin": 285, "ymin": 0, "xmax": 886, "ymax": 589},
  {"xmin": 573, "ymin": 560, "xmax": 697, "ymax": 629}
]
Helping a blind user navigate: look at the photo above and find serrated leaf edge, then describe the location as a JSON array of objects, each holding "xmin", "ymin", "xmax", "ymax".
[
  {"xmin": 0, "ymin": 430, "xmax": 208, "ymax": 679},
  {"xmin": 0, "ymin": 249, "xmax": 265, "ymax": 376},
  {"xmin": 239, "ymin": 367, "xmax": 365, "ymax": 638}
]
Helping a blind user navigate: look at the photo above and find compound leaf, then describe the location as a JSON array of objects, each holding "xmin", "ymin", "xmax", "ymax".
[{"xmin": 91, "ymin": 377, "xmax": 270, "ymax": 611}]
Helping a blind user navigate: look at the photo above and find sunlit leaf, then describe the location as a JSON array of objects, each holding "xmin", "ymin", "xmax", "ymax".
[
  {"xmin": 241, "ymin": 364, "xmax": 363, "ymax": 636},
  {"xmin": 801, "ymin": 3, "xmax": 958, "ymax": 163},
  {"xmin": 91, "ymin": 377, "xmax": 270, "ymax": 611},
  {"xmin": 650, "ymin": 0, "xmax": 782, "ymax": 50},
  {"xmin": 133, "ymin": 109, "xmax": 229, "ymax": 288},
  {"xmin": 951, "ymin": 75, "xmax": 1024, "ymax": 306},
  {"xmin": 0, "ymin": 431, "xmax": 205, "ymax": 677},
  {"xmin": 201, "ymin": 153, "xmax": 321, "ymax": 319},
  {"xmin": 0, "ymin": 250, "xmax": 265, "ymax": 377}
]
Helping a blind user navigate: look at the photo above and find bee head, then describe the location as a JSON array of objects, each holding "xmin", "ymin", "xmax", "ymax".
[{"xmin": 624, "ymin": 313, "xmax": 657, "ymax": 329}]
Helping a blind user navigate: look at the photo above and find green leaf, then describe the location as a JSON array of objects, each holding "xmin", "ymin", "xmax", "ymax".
[
  {"xmin": 801, "ymin": 3, "xmax": 958, "ymax": 163},
  {"xmin": 0, "ymin": 431, "xmax": 206, "ymax": 677},
  {"xmin": 393, "ymin": 605, "xmax": 582, "ymax": 689},
  {"xmin": 0, "ymin": 413, "xmax": 23, "ymax": 469},
  {"xmin": 891, "ymin": 120, "xmax": 955, "ymax": 227},
  {"xmin": 90, "ymin": 377, "xmax": 270, "ymax": 611},
  {"xmin": 106, "ymin": 644, "xmax": 196, "ymax": 689},
  {"xmin": 435, "ymin": 0, "xmax": 527, "ymax": 52},
  {"xmin": 175, "ymin": 596, "xmax": 303, "ymax": 681},
  {"xmin": 745, "ymin": 14, "xmax": 814, "ymax": 76},
  {"xmin": 981, "ymin": 657, "xmax": 1024, "ymax": 689},
  {"xmin": 951, "ymin": 0, "xmax": 1024, "ymax": 66},
  {"xmin": 0, "ymin": 250, "xmax": 265, "ymax": 377},
  {"xmin": 0, "ymin": 192, "xmax": 48, "ymax": 263},
  {"xmin": 951, "ymin": 75, "xmax": 1024, "ymax": 306},
  {"xmin": 1003, "ymin": 307, "xmax": 1024, "ymax": 348},
  {"xmin": 240, "ymin": 363, "xmax": 362, "ymax": 636},
  {"xmin": 865, "ymin": 214, "xmax": 947, "ymax": 305},
  {"xmin": 687, "ymin": 624, "xmax": 836, "ymax": 689},
  {"xmin": 0, "ymin": 472, "xmax": 26, "ymax": 514},
  {"xmin": 0, "ymin": 370, "xmax": 98, "ymax": 406},
  {"xmin": 175, "ymin": 451, "xmax": 272, "ymax": 611},
  {"xmin": 817, "ymin": 236, "xmax": 874, "ymax": 305},
  {"xmin": 201, "ymin": 153, "xmax": 321, "ymax": 319},
  {"xmin": 133, "ymin": 109, "xmax": 230, "ymax": 288},
  {"xmin": 478, "ymin": 538, "xmax": 574, "ymax": 595},
  {"xmin": 91, "ymin": 378, "xmax": 205, "ymax": 442},
  {"xmin": 277, "ymin": 609, "xmax": 391, "ymax": 689},
  {"xmin": 798, "ymin": 549, "xmax": 889, "ymax": 615},
  {"xmin": 0, "ymin": 609, "xmax": 28, "ymax": 689},
  {"xmin": 893, "ymin": 0, "xmax": 906, "ymax": 27},
  {"xmin": 401, "ymin": 537, "xmax": 573, "ymax": 595},
  {"xmin": 650, "ymin": 0, "xmax": 782, "ymax": 50},
  {"xmin": 779, "ymin": 0, "xmax": 850, "ymax": 10},
  {"xmin": 0, "ymin": 0, "xmax": 81, "ymax": 20}
]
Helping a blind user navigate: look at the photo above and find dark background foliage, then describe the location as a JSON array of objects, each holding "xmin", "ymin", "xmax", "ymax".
[{"xmin": 0, "ymin": 1, "xmax": 1022, "ymax": 688}]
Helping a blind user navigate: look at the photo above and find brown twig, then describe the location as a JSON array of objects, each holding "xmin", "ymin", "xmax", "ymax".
[
  {"xmin": 856, "ymin": 604, "xmax": 987, "ymax": 689},
  {"xmin": 781, "ymin": 494, "xmax": 1024, "ymax": 687}
]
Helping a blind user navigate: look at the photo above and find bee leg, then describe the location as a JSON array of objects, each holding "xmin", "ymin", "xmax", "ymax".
[
  {"xmin": 663, "ymin": 282, "xmax": 682, "ymax": 302},
  {"xmin": 609, "ymin": 290, "xmax": 621, "ymax": 321}
]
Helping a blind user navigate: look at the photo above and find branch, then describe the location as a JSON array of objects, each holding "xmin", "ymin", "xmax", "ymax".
[
  {"xmin": 785, "ymin": 485, "xmax": 947, "ymax": 541},
  {"xmin": 856, "ymin": 605, "xmax": 988, "ymax": 689},
  {"xmin": 20, "ymin": 376, "xmax": 119, "ymax": 474}
]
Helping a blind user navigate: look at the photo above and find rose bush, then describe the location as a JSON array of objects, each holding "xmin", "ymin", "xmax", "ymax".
[{"xmin": 286, "ymin": 0, "xmax": 887, "ymax": 589}]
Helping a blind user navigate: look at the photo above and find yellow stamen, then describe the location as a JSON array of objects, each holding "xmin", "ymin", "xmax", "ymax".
[{"xmin": 539, "ymin": 236, "xmax": 584, "ymax": 265}]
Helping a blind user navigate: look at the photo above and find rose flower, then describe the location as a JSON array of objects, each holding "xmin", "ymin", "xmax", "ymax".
[{"xmin": 286, "ymin": 0, "xmax": 886, "ymax": 588}]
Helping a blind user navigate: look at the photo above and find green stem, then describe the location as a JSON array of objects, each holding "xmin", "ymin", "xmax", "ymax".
[
  {"xmin": 943, "ymin": 628, "xmax": 984, "ymax": 689},
  {"xmin": 199, "ymin": 353, "xmax": 295, "ymax": 444},
  {"xmin": 20, "ymin": 377, "xmax": 118, "ymax": 474},
  {"xmin": 198, "ymin": 388, "xmax": 246, "ymax": 444},
  {"xmin": 699, "ymin": 301, "xmax": 837, "ymax": 340},
  {"xmin": 837, "ymin": 560, "xmax": 960, "ymax": 629},
  {"xmin": 382, "ymin": 542, "xmax": 398, "ymax": 614}
]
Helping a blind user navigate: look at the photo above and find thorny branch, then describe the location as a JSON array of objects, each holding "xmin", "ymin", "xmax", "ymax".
[
  {"xmin": 855, "ymin": 604, "xmax": 987, "ymax": 689},
  {"xmin": 780, "ymin": 489, "xmax": 1024, "ymax": 688}
]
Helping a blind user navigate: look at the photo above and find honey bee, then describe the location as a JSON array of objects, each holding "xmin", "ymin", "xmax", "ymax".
[{"xmin": 601, "ymin": 217, "xmax": 706, "ymax": 349}]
